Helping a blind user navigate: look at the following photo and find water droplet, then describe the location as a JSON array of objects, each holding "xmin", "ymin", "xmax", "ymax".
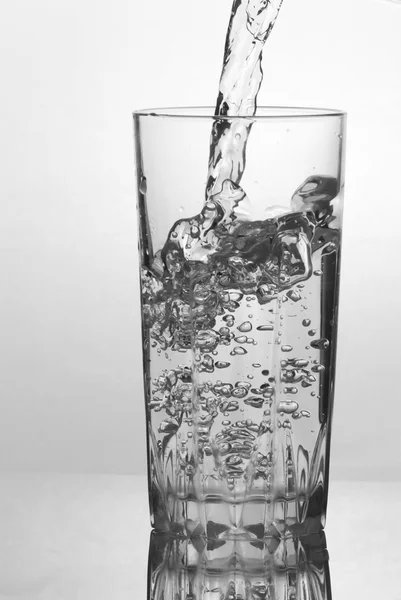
[
  {"xmin": 247, "ymin": 374, "xmax": 254, "ymax": 379},
  {"xmin": 230, "ymin": 346, "xmax": 247, "ymax": 356},
  {"xmin": 284, "ymin": 386, "xmax": 298, "ymax": 394},
  {"xmin": 234, "ymin": 335, "xmax": 247, "ymax": 344},
  {"xmin": 301, "ymin": 410, "xmax": 311, "ymax": 418},
  {"xmin": 248, "ymin": 314, "xmax": 253, "ymax": 318},
  {"xmin": 252, "ymin": 363, "xmax": 261, "ymax": 368},
  {"xmin": 215, "ymin": 361, "xmax": 230, "ymax": 369},
  {"xmin": 171, "ymin": 232, "xmax": 178, "ymax": 238},
  {"xmin": 302, "ymin": 319, "xmax": 311, "ymax": 327},
  {"xmin": 179, "ymin": 205, "xmax": 184, "ymax": 213},
  {"xmin": 312, "ymin": 364, "xmax": 325, "ymax": 373},
  {"xmin": 310, "ymin": 338, "xmax": 330, "ymax": 350},
  {"xmin": 187, "ymin": 432, "xmax": 193, "ymax": 438},
  {"xmin": 235, "ymin": 133, "xmax": 241, "ymax": 140},
  {"xmin": 308, "ymin": 329, "xmax": 317, "ymax": 336},
  {"xmin": 222, "ymin": 420, "xmax": 230, "ymax": 426},
  {"xmin": 314, "ymin": 270, "xmax": 323, "ymax": 276},
  {"xmin": 257, "ymin": 324, "xmax": 274, "ymax": 331},
  {"xmin": 139, "ymin": 176, "xmax": 147, "ymax": 194},
  {"xmin": 238, "ymin": 321, "xmax": 252, "ymax": 332},
  {"xmin": 281, "ymin": 345, "xmax": 293, "ymax": 353}
]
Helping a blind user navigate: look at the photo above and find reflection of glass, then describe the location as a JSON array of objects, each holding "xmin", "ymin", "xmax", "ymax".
[
  {"xmin": 135, "ymin": 107, "xmax": 346, "ymax": 538},
  {"xmin": 148, "ymin": 531, "xmax": 331, "ymax": 600}
]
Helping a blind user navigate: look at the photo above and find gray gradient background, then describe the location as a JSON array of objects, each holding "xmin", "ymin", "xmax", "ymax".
[{"xmin": 1, "ymin": 0, "xmax": 400, "ymax": 478}]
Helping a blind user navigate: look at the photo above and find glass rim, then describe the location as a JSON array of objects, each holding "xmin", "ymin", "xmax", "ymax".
[{"xmin": 133, "ymin": 105, "xmax": 347, "ymax": 120}]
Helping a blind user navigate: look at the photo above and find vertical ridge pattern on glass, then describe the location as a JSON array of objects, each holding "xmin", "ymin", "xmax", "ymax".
[{"xmin": 148, "ymin": 532, "xmax": 331, "ymax": 600}]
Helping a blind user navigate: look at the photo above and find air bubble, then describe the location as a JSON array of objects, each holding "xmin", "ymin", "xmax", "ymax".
[
  {"xmin": 257, "ymin": 324, "xmax": 274, "ymax": 331},
  {"xmin": 252, "ymin": 363, "xmax": 261, "ymax": 368},
  {"xmin": 286, "ymin": 289, "xmax": 302, "ymax": 302},
  {"xmin": 310, "ymin": 338, "xmax": 330, "ymax": 350},
  {"xmin": 139, "ymin": 176, "xmax": 147, "ymax": 194},
  {"xmin": 231, "ymin": 387, "xmax": 248, "ymax": 399},
  {"xmin": 281, "ymin": 345, "xmax": 293, "ymax": 353},
  {"xmin": 238, "ymin": 321, "xmax": 252, "ymax": 332},
  {"xmin": 302, "ymin": 319, "xmax": 311, "ymax": 327},
  {"xmin": 216, "ymin": 361, "xmax": 230, "ymax": 369},
  {"xmin": 234, "ymin": 335, "xmax": 247, "ymax": 344},
  {"xmin": 314, "ymin": 270, "xmax": 323, "ymax": 276},
  {"xmin": 262, "ymin": 369, "xmax": 269, "ymax": 376},
  {"xmin": 230, "ymin": 346, "xmax": 247, "ymax": 356},
  {"xmin": 277, "ymin": 401, "xmax": 299, "ymax": 414},
  {"xmin": 308, "ymin": 329, "xmax": 317, "ymax": 336},
  {"xmin": 244, "ymin": 396, "xmax": 264, "ymax": 408}
]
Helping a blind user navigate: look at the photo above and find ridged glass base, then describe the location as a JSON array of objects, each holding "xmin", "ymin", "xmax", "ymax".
[{"xmin": 148, "ymin": 531, "xmax": 331, "ymax": 600}]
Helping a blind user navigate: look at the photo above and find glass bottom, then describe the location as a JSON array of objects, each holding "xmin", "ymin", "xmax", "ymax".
[
  {"xmin": 148, "ymin": 530, "xmax": 331, "ymax": 600},
  {"xmin": 150, "ymin": 484, "xmax": 326, "ymax": 539}
]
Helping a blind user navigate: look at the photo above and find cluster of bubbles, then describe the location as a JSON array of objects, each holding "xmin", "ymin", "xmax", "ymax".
[{"xmin": 143, "ymin": 175, "xmax": 339, "ymax": 488}]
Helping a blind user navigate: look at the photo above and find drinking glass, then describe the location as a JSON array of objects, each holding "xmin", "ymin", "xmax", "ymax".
[{"xmin": 134, "ymin": 107, "xmax": 346, "ymax": 539}]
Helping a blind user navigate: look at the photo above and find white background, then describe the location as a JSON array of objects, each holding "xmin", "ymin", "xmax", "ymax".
[{"xmin": 0, "ymin": 0, "xmax": 400, "ymax": 478}]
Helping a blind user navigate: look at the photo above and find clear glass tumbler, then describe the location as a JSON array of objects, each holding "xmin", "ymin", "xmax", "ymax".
[{"xmin": 134, "ymin": 107, "xmax": 346, "ymax": 539}]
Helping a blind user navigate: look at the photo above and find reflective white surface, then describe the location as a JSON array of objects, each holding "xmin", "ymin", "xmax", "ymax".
[{"xmin": 0, "ymin": 475, "xmax": 399, "ymax": 599}]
